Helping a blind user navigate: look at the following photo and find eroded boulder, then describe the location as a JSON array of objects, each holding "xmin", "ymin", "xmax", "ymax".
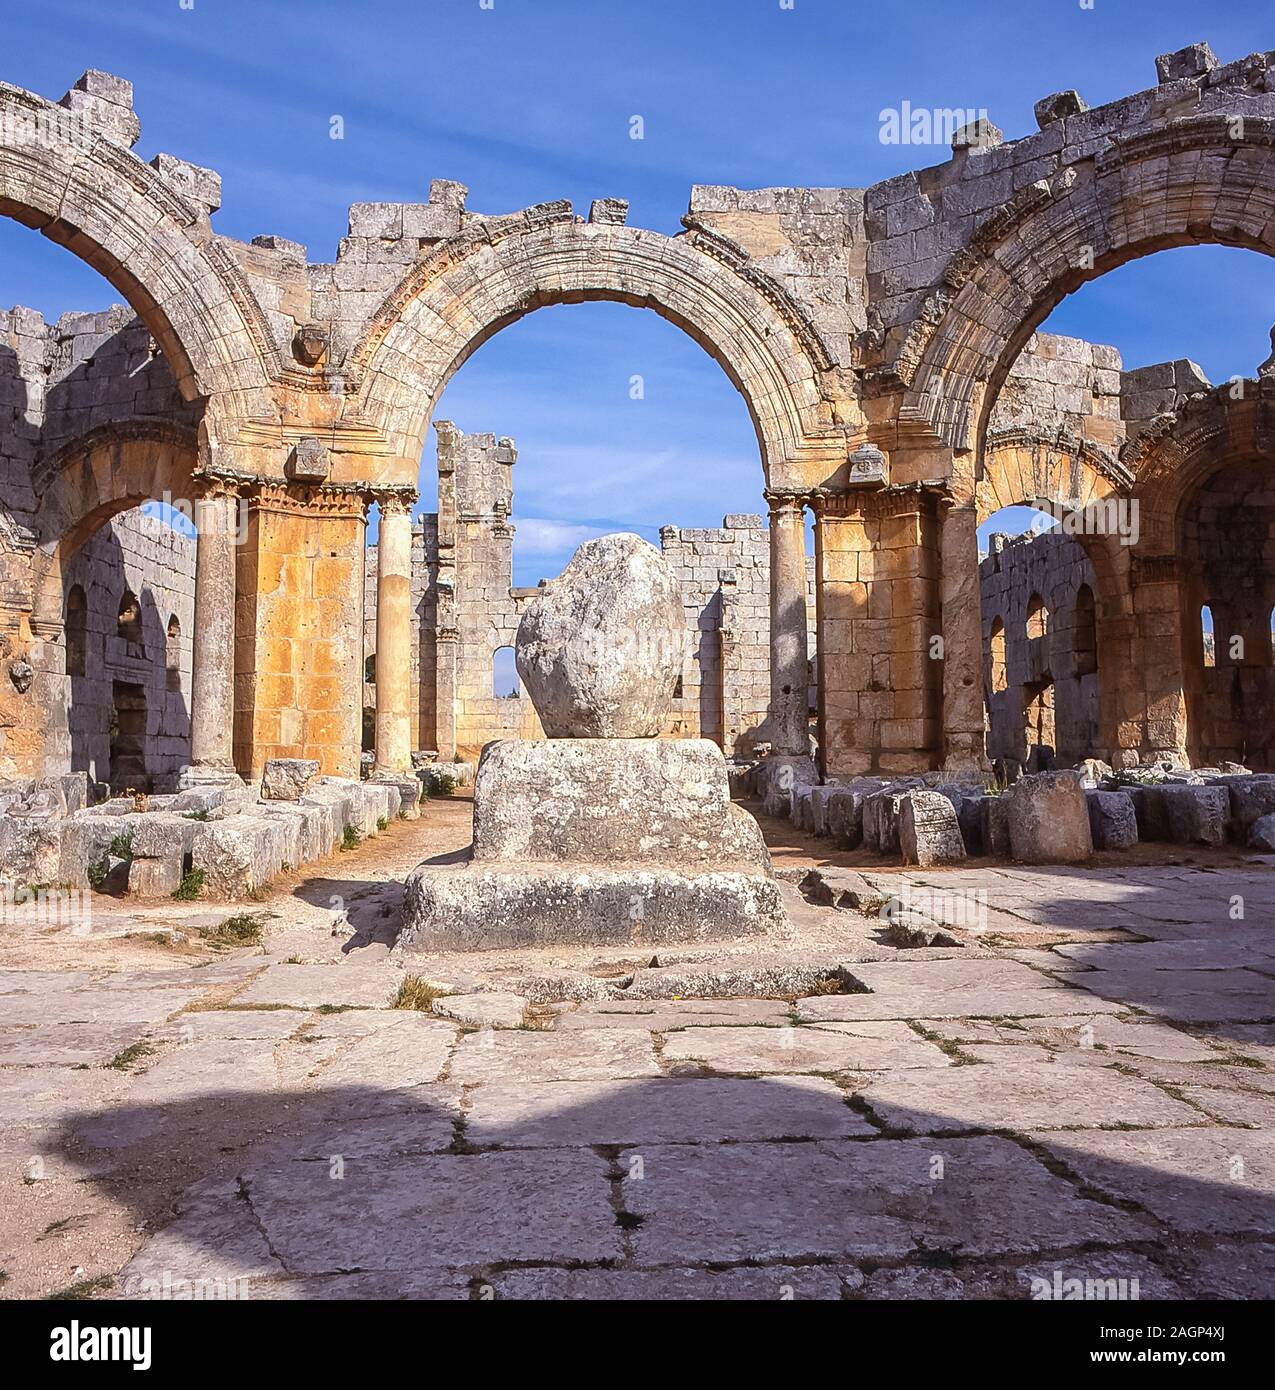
[{"xmin": 515, "ymin": 533, "xmax": 686, "ymax": 737}]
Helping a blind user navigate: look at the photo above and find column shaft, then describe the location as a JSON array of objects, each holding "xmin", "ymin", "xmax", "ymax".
[
  {"xmin": 766, "ymin": 491, "xmax": 810, "ymax": 757},
  {"xmin": 190, "ymin": 486, "xmax": 239, "ymax": 771},
  {"xmin": 374, "ymin": 498, "xmax": 414, "ymax": 772},
  {"xmin": 939, "ymin": 501, "xmax": 988, "ymax": 774}
]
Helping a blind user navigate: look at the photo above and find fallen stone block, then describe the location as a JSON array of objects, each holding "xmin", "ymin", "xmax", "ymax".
[
  {"xmin": 1007, "ymin": 772, "xmax": 1093, "ymax": 864},
  {"xmin": 192, "ymin": 818, "xmax": 288, "ymax": 900},
  {"xmin": 899, "ymin": 790, "xmax": 966, "ymax": 867},
  {"xmin": 1128, "ymin": 784, "xmax": 1170, "ymax": 841},
  {"xmin": 261, "ymin": 757, "xmax": 321, "ymax": 801},
  {"xmin": 1161, "ymin": 785, "xmax": 1230, "ymax": 846},
  {"xmin": 128, "ymin": 855, "xmax": 184, "ymax": 898},
  {"xmin": 1087, "ymin": 790, "xmax": 1139, "ymax": 851},
  {"xmin": 1227, "ymin": 777, "xmax": 1275, "ymax": 837},
  {"xmin": 1, "ymin": 811, "xmax": 66, "ymax": 887},
  {"xmin": 825, "ymin": 788, "xmax": 865, "ymax": 848},
  {"xmin": 371, "ymin": 773, "xmax": 421, "ymax": 820},
  {"xmin": 863, "ymin": 789, "xmax": 910, "ymax": 855},
  {"xmin": 756, "ymin": 755, "xmax": 817, "ymax": 819},
  {"xmin": 130, "ymin": 814, "xmax": 198, "ymax": 863},
  {"xmin": 432, "ymin": 992, "xmax": 529, "ymax": 1029},
  {"xmin": 1249, "ymin": 813, "xmax": 1275, "ymax": 851},
  {"xmin": 956, "ymin": 796, "xmax": 985, "ymax": 855},
  {"xmin": 980, "ymin": 796, "xmax": 1012, "ymax": 858}
]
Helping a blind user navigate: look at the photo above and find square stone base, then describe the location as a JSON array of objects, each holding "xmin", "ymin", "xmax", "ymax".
[{"xmin": 399, "ymin": 861, "xmax": 785, "ymax": 953}]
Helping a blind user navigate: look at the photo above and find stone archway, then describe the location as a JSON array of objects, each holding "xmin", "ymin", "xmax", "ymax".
[
  {"xmin": 1123, "ymin": 380, "xmax": 1275, "ymax": 765},
  {"xmin": 976, "ymin": 430, "xmax": 1135, "ymax": 765},
  {"xmin": 9, "ymin": 426, "xmax": 198, "ymax": 776},
  {"xmin": 343, "ymin": 210, "xmax": 844, "ymax": 490},
  {"xmin": 901, "ymin": 116, "xmax": 1275, "ymax": 458},
  {"xmin": 0, "ymin": 82, "xmax": 278, "ymax": 434}
]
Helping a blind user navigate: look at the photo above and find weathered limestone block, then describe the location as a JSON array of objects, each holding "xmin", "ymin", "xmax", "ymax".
[
  {"xmin": 130, "ymin": 815, "xmax": 198, "ymax": 862},
  {"xmin": 1248, "ymin": 813, "xmax": 1275, "ymax": 851},
  {"xmin": 982, "ymin": 796, "xmax": 1013, "ymax": 858},
  {"xmin": 128, "ymin": 855, "xmax": 183, "ymax": 898},
  {"xmin": 1006, "ymin": 772, "xmax": 1093, "ymax": 864},
  {"xmin": 170, "ymin": 787, "xmax": 228, "ymax": 816},
  {"xmin": 899, "ymin": 790, "xmax": 966, "ymax": 867},
  {"xmin": 300, "ymin": 783, "xmax": 356, "ymax": 843},
  {"xmin": 791, "ymin": 784, "xmax": 816, "ymax": 832},
  {"xmin": 58, "ymin": 816, "xmax": 135, "ymax": 889},
  {"xmin": 1161, "ymin": 785, "xmax": 1230, "ymax": 846},
  {"xmin": 256, "ymin": 806, "xmax": 305, "ymax": 870},
  {"xmin": 261, "ymin": 758, "xmax": 321, "ymax": 801},
  {"xmin": 472, "ymin": 738, "xmax": 770, "ymax": 874},
  {"xmin": 825, "ymin": 788, "xmax": 865, "ymax": 848},
  {"xmin": 864, "ymin": 788, "xmax": 913, "ymax": 855},
  {"xmin": 372, "ymin": 773, "xmax": 422, "ymax": 820},
  {"xmin": 756, "ymin": 755, "xmax": 818, "ymax": 818},
  {"xmin": 399, "ymin": 864, "xmax": 784, "ymax": 952},
  {"xmin": 1226, "ymin": 777, "xmax": 1275, "ymax": 837},
  {"xmin": 1077, "ymin": 758, "xmax": 1114, "ymax": 790},
  {"xmin": 515, "ymin": 534, "xmax": 687, "ymax": 737},
  {"xmin": 0, "ymin": 812, "xmax": 64, "ymax": 886},
  {"xmin": 1087, "ymin": 790, "xmax": 1139, "ymax": 851},
  {"xmin": 192, "ymin": 819, "xmax": 287, "ymax": 901}
]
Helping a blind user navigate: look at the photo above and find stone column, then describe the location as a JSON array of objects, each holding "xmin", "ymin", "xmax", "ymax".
[
  {"xmin": 765, "ymin": 489, "xmax": 810, "ymax": 757},
  {"xmin": 374, "ymin": 492, "xmax": 415, "ymax": 773},
  {"xmin": 938, "ymin": 498, "xmax": 989, "ymax": 775},
  {"xmin": 186, "ymin": 479, "xmax": 241, "ymax": 781}
]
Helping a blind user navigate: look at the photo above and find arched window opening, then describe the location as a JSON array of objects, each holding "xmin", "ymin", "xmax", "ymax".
[
  {"xmin": 1073, "ymin": 584, "xmax": 1097, "ymax": 677},
  {"xmin": 1202, "ymin": 605, "xmax": 1216, "ymax": 668},
  {"xmin": 492, "ymin": 645, "xmax": 519, "ymax": 698},
  {"xmin": 1026, "ymin": 593, "xmax": 1048, "ymax": 641},
  {"xmin": 65, "ymin": 584, "xmax": 87, "ymax": 679},
  {"xmin": 117, "ymin": 589, "xmax": 143, "ymax": 645}
]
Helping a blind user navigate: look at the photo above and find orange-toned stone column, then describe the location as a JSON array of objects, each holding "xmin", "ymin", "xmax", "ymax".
[
  {"xmin": 185, "ymin": 478, "xmax": 242, "ymax": 782},
  {"xmin": 374, "ymin": 492, "xmax": 415, "ymax": 772},
  {"xmin": 938, "ymin": 498, "xmax": 989, "ymax": 775}
]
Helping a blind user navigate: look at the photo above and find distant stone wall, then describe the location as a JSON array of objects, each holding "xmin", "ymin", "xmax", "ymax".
[
  {"xmin": 979, "ymin": 529, "xmax": 1099, "ymax": 768},
  {"xmin": 363, "ymin": 434, "xmax": 818, "ymax": 762},
  {"xmin": 61, "ymin": 506, "xmax": 195, "ymax": 791},
  {"xmin": 659, "ymin": 515, "xmax": 815, "ymax": 754}
]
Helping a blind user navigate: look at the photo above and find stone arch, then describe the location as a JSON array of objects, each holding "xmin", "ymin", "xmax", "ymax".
[
  {"xmin": 28, "ymin": 424, "xmax": 197, "ymax": 638},
  {"xmin": 0, "ymin": 81, "xmax": 277, "ymax": 429},
  {"xmin": 344, "ymin": 213, "xmax": 842, "ymax": 490},
  {"xmin": 903, "ymin": 116, "xmax": 1275, "ymax": 459}
]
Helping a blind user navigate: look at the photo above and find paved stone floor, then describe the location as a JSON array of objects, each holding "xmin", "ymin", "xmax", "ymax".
[{"xmin": 1, "ymin": 796, "xmax": 1272, "ymax": 1300}]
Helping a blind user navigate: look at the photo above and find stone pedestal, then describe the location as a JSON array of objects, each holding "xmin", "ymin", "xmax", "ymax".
[
  {"xmin": 400, "ymin": 533, "xmax": 786, "ymax": 952},
  {"xmin": 401, "ymin": 737, "xmax": 784, "ymax": 951}
]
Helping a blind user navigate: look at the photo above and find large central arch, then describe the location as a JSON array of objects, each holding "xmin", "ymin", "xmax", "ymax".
[{"xmin": 343, "ymin": 209, "xmax": 844, "ymax": 490}]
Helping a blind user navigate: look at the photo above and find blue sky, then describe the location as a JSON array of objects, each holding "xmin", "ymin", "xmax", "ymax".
[{"xmin": 4, "ymin": 0, "xmax": 1275, "ymax": 581}]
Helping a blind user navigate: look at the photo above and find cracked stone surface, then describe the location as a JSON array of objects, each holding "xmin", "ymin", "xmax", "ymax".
[{"xmin": 2, "ymin": 819, "xmax": 1273, "ymax": 1301}]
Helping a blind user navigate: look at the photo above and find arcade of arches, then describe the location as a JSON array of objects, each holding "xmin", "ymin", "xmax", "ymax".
[{"xmin": 4, "ymin": 43, "xmax": 1275, "ymax": 805}]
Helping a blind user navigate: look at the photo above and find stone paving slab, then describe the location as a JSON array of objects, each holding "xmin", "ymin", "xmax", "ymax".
[
  {"xmin": 620, "ymin": 1135, "xmax": 1154, "ymax": 1265},
  {"xmin": 1063, "ymin": 969, "xmax": 1275, "ymax": 1023},
  {"xmin": 916, "ymin": 1014, "xmax": 1223, "ymax": 1063},
  {"xmin": 0, "ymin": 988, "xmax": 204, "ymax": 1026},
  {"xmin": 464, "ymin": 1076, "xmax": 870, "ymax": 1147},
  {"xmin": 230, "ymin": 962, "xmax": 402, "ymax": 1010},
  {"xmin": 661, "ymin": 1021, "xmax": 950, "ymax": 1074},
  {"xmin": 489, "ymin": 1266, "xmax": 852, "ymax": 1299},
  {"xmin": 857, "ymin": 1059, "xmax": 1203, "ymax": 1133},
  {"xmin": 241, "ymin": 1149, "xmax": 623, "ymax": 1271},
  {"xmin": 448, "ymin": 1028, "xmax": 659, "ymax": 1085},
  {"xmin": 859, "ymin": 1251, "xmax": 1185, "ymax": 1300},
  {"xmin": 150, "ymin": 1009, "xmax": 307, "ymax": 1042},
  {"xmin": 796, "ymin": 959, "xmax": 1121, "ymax": 1022},
  {"xmin": 1038, "ymin": 1128, "xmax": 1274, "ymax": 1236},
  {"xmin": 306, "ymin": 1015, "xmax": 457, "ymax": 1089},
  {"xmin": 0, "ymin": 1023, "xmax": 157, "ymax": 1067},
  {"xmin": 554, "ymin": 998, "xmax": 793, "ymax": 1030}
]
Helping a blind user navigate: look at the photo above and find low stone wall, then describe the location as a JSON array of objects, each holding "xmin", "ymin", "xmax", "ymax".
[{"xmin": 0, "ymin": 768, "xmax": 423, "ymax": 904}]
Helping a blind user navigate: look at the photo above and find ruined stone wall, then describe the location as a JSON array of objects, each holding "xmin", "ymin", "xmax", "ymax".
[
  {"xmin": 659, "ymin": 515, "xmax": 815, "ymax": 754},
  {"xmin": 61, "ymin": 506, "xmax": 194, "ymax": 790},
  {"xmin": 980, "ymin": 530, "xmax": 1100, "ymax": 768},
  {"xmin": 991, "ymin": 332, "xmax": 1125, "ymax": 454}
]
